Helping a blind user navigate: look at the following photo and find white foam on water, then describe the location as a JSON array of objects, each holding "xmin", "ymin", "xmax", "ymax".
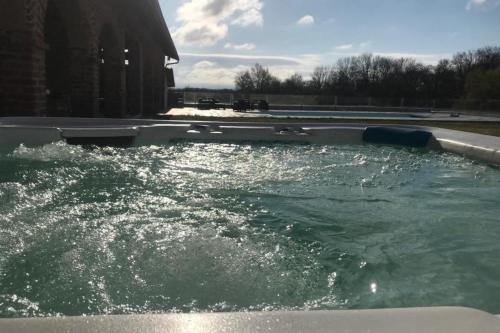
[{"xmin": 0, "ymin": 142, "xmax": 500, "ymax": 316}]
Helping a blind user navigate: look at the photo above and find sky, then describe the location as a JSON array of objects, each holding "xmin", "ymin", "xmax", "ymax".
[{"xmin": 159, "ymin": 0, "xmax": 500, "ymax": 88}]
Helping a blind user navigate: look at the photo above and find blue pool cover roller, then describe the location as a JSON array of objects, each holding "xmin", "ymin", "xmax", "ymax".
[{"xmin": 363, "ymin": 126, "xmax": 433, "ymax": 147}]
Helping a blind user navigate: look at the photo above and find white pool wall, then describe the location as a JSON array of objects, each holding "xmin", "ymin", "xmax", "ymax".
[{"xmin": 1, "ymin": 117, "xmax": 500, "ymax": 165}]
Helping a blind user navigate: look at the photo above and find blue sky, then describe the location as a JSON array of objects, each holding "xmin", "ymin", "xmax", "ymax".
[{"xmin": 159, "ymin": 0, "xmax": 500, "ymax": 88}]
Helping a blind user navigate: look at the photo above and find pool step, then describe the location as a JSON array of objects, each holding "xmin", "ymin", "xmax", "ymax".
[{"xmin": 59, "ymin": 127, "xmax": 139, "ymax": 147}]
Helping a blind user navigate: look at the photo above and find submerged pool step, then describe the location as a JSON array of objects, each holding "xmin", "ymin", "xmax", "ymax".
[{"xmin": 59, "ymin": 127, "xmax": 140, "ymax": 147}]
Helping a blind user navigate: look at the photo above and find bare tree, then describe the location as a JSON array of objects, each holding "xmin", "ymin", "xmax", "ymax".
[
  {"xmin": 235, "ymin": 64, "xmax": 281, "ymax": 93},
  {"xmin": 283, "ymin": 73, "xmax": 305, "ymax": 93},
  {"xmin": 232, "ymin": 47, "xmax": 500, "ymax": 105},
  {"xmin": 235, "ymin": 71, "xmax": 254, "ymax": 92},
  {"xmin": 251, "ymin": 64, "xmax": 276, "ymax": 92},
  {"xmin": 310, "ymin": 66, "xmax": 332, "ymax": 92}
]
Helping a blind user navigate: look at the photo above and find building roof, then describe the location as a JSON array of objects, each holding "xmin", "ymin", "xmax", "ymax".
[{"xmin": 147, "ymin": 0, "xmax": 179, "ymax": 61}]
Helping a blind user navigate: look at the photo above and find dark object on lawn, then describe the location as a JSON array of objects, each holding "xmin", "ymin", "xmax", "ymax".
[
  {"xmin": 233, "ymin": 99, "xmax": 251, "ymax": 112},
  {"xmin": 252, "ymin": 100, "xmax": 269, "ymax": 111},
  {"xmin": 198, "ymin": 98, "xmax": 225, "ymax": 110}
]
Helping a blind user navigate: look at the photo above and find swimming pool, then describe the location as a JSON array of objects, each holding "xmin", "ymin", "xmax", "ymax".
[
  {"xmin": 1, "ymin": 142, "xmax": 500, "ymax": 317},
  {"xmin": 262, "ymin": 110, "xmax": 427, "ymax": 118},
  {"xmin": 167, "ymin": 108, "xmax": 430, "ymax": 119}
]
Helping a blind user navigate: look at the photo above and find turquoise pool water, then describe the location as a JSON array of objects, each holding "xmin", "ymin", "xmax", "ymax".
[{"xmin": 0, "ymin": 142, "xmax": 500, "ymax": 317}]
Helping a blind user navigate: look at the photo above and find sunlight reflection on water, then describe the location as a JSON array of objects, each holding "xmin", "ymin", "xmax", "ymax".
[{"xmin": 0, "ymin": 142, "xmax": 499, "ymax": 317}]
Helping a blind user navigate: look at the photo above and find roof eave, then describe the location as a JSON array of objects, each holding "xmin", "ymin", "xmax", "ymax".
[{"xmin": 147, "ymin": 0, "xmax": 179, "ymax": 61}]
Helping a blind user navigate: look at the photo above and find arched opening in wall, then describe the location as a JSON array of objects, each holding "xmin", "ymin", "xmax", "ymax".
[
  {"xmin": 98, "ymin": 24, "xmax": 123, "ymax": 118},
  {"xmin": 45, "ymin": 0, "xmax": 71, "ymax": 117},
  {"xmin": 125, "ymin": 38, "xmax": 143, "ymax": 116}
]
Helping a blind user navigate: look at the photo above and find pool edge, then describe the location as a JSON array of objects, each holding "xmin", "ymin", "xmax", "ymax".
[
  {"xmin": 0, "ymin": 307, "xmax": 498, "ymax": 333},
  {"xmin": 1, "ymin": 116, "xmax": 500, "ymax": 165}
]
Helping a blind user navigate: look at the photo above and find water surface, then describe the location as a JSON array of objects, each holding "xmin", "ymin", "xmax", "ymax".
[{"xmin": 0, "ymin": 142, "xmax": 499, "ymax": 317}]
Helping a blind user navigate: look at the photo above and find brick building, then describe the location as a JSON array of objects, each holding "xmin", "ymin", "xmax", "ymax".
[{"xmin": 0, "ymin": 0, "xmax": 179, "ymax": 118}]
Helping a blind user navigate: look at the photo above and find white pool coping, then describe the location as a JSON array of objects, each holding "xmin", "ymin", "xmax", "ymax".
[
  {"xmin": 0, "ymin": 307, "xmax": 499, "ymax": 333},
  {"xmin": 1, "ymin": 117, "xmax": 500, "ymax": 165}
]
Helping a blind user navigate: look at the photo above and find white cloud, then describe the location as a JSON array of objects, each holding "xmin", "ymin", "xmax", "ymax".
[
  {"xmin": 466, "ymin": 0, "xmax": 500, "ymax": 10},
  {"xmin": 335, "ymin": 42, "xmax": 373, "ymax": 51},
  {"xmin": 180, "ymin": 52, "xmax": 303, "ymax": 63},
  {"xmin": 336, "ymin": 44, "xmax": 353, "ymax": 50},
  {"xmin": 297, "ymin": 15, "xmax": 315, "ymax": 26},
  {"xmin": 182, "ymin": 61, "xmax": 250, "ymax": 87},
  {"xmin": 174, "ymin": 50, "xmax": 449, "ymax": 88},
  {"xmin": 466, "ymin": 0, "xmax": 487, "ymax": 9},
  {"xmin": 175, "ymin": 53, "xmax": 323, "ymax": 88},
  {"xmin": 232, "ymin": 8, "xmax": 263, "ymax": 26},
  {"xmin": 224, "ymin": 42, "xmax": 257, "ymax": 50},
  {"xmin": 173, "ymin": 22, "xmax": 228, "ymax": 47},
  {"xmin": 172, "ymin": 0, "xmax": 264, "ymax": 47}
]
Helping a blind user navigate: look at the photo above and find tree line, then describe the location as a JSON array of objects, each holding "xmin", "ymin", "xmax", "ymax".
[{"xmin": 235, "ymin": 47, "xmax": 500, "ymax": 103}]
